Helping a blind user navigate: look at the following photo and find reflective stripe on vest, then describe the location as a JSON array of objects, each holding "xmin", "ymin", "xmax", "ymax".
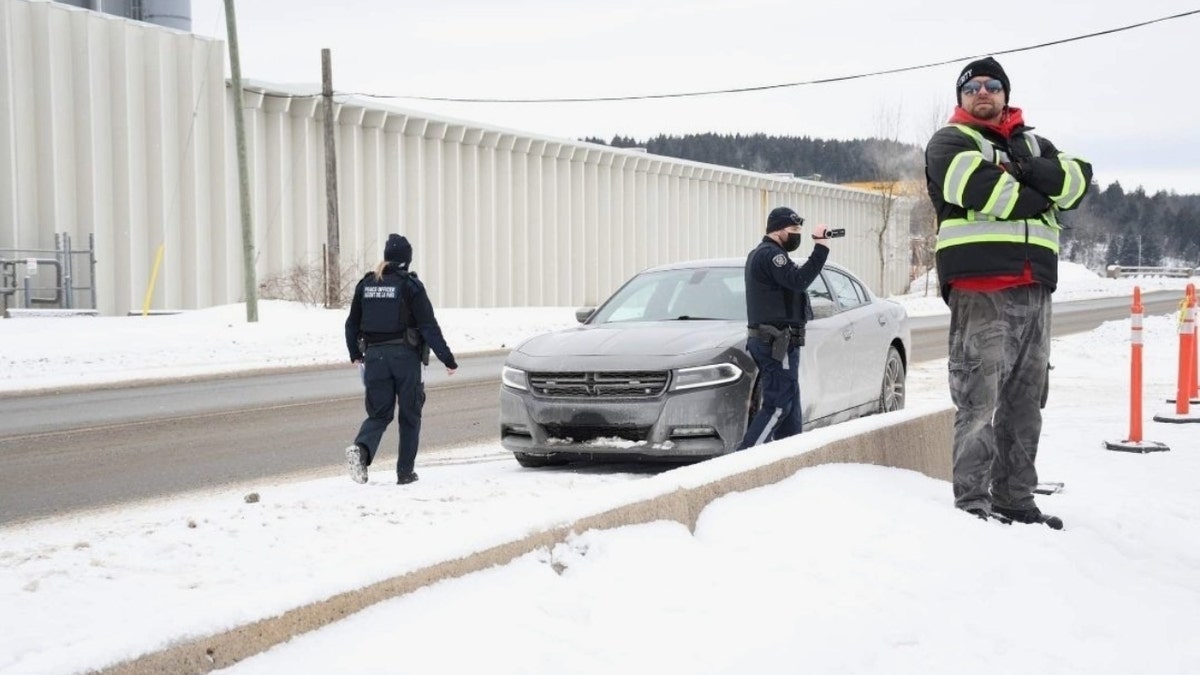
[
  {"xmin": 943, "ymin": 124, "xmax": 1026, "ymax": 218},
  {"xmin": 937, "ymin": 124, "xmax": 1059, "ymax": 253},
  {"xmin": 1053, "ymin": 154, "xmax": 1088, "ymax": 207},
  {"xmin": 936, "ymin": 214, "xmax": 1060, "ymax": 253}
]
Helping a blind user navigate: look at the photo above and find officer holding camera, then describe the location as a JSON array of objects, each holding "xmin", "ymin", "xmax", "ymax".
[
  {"xmin": 739, "ymin": 207, "xmax": 837, "ymax": 449},
  {"xmin": 343, "ymin": 234, "xmax": 457, "ymax": 486}
]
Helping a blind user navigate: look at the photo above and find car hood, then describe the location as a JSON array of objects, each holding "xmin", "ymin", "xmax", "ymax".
[{"xmin": 514, "ymin": 320, "xmax": 743, "ymax": 358}]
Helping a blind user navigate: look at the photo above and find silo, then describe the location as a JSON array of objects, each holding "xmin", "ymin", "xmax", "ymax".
[
  {"xmin": 51, "ymin": 0, "xmax": 192, "ymax": 32},
  {"xmin": 142, "ymin": 0, "xmax": 192, "ymax": 31}
]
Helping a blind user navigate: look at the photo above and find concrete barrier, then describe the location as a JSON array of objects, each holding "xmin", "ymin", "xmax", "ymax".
[{"xmin": 99, "ymin": 404, "xmax": 953, "ymax": 674}]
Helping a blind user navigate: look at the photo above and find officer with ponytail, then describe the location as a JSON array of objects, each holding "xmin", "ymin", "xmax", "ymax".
[{"xmin": 344, "ymin": 234, "xmax": 457, "ymax": 485}]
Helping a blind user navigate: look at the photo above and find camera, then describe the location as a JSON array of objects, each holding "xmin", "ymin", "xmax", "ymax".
[{"xmin": 813, "ymin": 228, "xmax": 846, "ymax": 240}]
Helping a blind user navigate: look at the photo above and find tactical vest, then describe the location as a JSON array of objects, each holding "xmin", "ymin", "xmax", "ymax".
[{"xmin": 359, "ymin": 273, "xmax": 409, "ymax": 335}]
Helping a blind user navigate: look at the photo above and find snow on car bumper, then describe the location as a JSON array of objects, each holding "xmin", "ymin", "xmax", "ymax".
[{"xmin": 499, "ymin": 377, "xmax": 751, "ymax": 459}]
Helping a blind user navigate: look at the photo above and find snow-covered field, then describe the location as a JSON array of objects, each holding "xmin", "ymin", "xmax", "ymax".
[{"xmin": 1, "ymin": 263, "xmax": 1197, "ymax": 674}]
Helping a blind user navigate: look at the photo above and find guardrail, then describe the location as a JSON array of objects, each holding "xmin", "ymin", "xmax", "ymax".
[{"xmin": 1105, "ymin": 265, "xmax": 1196, "ymax": 279}]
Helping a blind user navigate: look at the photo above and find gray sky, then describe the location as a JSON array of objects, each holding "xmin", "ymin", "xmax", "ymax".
[{"xmin": 191, "ymin": 0, "xmax": 1200, "ymax": 194}]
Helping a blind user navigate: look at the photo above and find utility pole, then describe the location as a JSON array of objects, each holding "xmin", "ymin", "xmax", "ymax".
[
  {"xmin": 322, "ymin": 48, "xmax": 341, "ymax": 308},
  {"xmin": 224, "ymin": 0, "xmax": 258, "ymax": 322}
]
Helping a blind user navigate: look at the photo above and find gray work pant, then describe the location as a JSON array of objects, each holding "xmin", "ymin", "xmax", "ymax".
[{"xmin": 947, "ymin": 285, "xmax": 1051, "ymax": 512}]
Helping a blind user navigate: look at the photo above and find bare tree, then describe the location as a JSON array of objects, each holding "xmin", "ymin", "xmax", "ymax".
[
  {"xmin": 913, "ymin": 101, "xmax": 953, "ymax": 296},
  {"xmin": 866, "ymin": 104, "xmax": 924, "ymax": 295}
]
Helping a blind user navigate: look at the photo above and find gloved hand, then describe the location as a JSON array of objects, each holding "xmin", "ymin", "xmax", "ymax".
[
  {"xmin": 1003, "ymin": 159, "xmax": 1032, "ymax": 183},
  {"xmin": 1004, "ymin": 133, "xmax": 1038, "ymax": 182},
  {"xmin": 1008, "ymin": 132, "xmax": 1037, "ymax": 162}
]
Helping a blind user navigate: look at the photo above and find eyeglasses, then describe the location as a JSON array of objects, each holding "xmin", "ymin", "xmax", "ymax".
[{"xmin": 961, "ymin": 79, "xmax": 1004, "ymax": 96}]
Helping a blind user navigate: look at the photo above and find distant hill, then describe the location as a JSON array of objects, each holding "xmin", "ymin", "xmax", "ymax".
[{"xmin": 585, "ymin": 133, "xmax": 1200, "ymax": 270}]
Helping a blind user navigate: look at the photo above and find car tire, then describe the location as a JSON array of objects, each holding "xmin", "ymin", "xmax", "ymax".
[
  {"xmin": 513, "ymin": 452, "xmax": 565, "ymax": 468},
  {"xmin": 878, "ymin": 346, "xmax": 906, "ymax": 413}
]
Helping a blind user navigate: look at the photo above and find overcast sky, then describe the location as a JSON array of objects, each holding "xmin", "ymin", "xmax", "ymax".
[{"xmin": 189, "ymin": 0, "xmax": 1200, "ymax": 194}]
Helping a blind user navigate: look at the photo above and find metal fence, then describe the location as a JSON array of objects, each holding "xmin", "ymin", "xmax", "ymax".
[{"xmin": 0, "ymin": 233, "xmax": 97, "ymax": 316}]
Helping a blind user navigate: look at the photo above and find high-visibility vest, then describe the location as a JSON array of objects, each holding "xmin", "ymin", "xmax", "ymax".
[{"xmin": 935, "ymin": 124, "xmax": 1064, "ymax": 254}]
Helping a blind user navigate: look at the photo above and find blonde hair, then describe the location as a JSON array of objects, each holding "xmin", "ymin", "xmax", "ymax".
[{"xmin": 372, "ymin": 260, "xmax": 388, "ymax": 281}]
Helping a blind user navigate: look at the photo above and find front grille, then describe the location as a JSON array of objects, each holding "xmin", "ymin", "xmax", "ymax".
[
  {"xmin": 528, "ymin": 371, "xmax": 669, "ymax": 398},
  {"xmin": 542, "ymin": 424, "xmax": 650, "ymax": 442}
]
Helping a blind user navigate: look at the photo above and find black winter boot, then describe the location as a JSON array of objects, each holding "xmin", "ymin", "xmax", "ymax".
[{"xmin": 993, "ymin": 506, "xmax": 1064, "ymax": 530}]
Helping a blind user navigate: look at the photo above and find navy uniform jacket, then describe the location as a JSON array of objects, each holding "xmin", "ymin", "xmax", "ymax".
[
  {"xmin": 344, "ymin": 263, "xmax": 457, "ymax": 369},
  {"xmin": 744, "ymin": 237, "xmax": 830, "ymax": 329}
]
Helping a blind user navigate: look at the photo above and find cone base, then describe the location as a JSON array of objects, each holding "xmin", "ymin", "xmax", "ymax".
[
  {"xmin": 1151, "ymin": 412, "xmax": 1200, "ymax": 424},
  {"xmin": 1102, "ymin": 439, "xmax": 1171, "ymax": 453}
]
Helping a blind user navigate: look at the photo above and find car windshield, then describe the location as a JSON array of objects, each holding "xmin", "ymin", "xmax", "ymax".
[{"xmin": 589, "ymin": 267, "xmax": 747, "ymax": 324}]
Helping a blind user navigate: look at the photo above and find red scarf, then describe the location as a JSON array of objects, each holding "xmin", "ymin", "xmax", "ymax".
[
  {"xmin": 944, "ymin": 105, "xmax": 1037, "ymax": 293},
  {"xmin": 947, "ymin": 105, "xmax": 1027, "ymax": 138}
]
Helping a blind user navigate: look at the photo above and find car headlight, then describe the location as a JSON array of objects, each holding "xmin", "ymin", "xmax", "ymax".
[
  {"xmin": 501, "ymin": 365, "xmax": 528, "ymax": 391},
  {"xmin": 671, "ymin": 363, "xmax": 743, "ymax": 391}
]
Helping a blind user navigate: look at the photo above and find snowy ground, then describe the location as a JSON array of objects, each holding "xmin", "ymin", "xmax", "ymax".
[{"xmin": 1, "ymin": 263, "xmax": 1197, "ymax": 674}]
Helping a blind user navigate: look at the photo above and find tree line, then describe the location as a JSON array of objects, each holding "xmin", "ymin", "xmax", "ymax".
[{"xmin": 584, "ymin": 133, "xmax": 1200, "ymax": 271}]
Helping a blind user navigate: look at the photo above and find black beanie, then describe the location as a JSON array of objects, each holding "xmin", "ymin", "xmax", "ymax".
[
  {"xmin": 956, "ymin": 56, "xmax": 1010, "ymax": 104},
  {"xmin": 383, "ymin": 234, "xmax": 412, "ymax": 265},
  {"xmin": 766, "ymin": 206, "xmax": 803, "ymax": 233}
]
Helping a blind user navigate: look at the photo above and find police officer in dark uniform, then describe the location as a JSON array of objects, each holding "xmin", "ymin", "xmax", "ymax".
[
  {"xmin": 740, "ymin": 207, "xmax": 835, "ymax": 449},
  {"xmin": 344, "ymin": 234, "xmax": 457, "ymax": 485}
]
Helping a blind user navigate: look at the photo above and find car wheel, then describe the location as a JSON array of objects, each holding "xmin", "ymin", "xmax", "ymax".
[
  {"xmin": 513, "ymin": 452, "xmax": 565, "ymax": 468},
  {"xmin": 878, "ymin": 346, "xmax": 906, "ymax": 413}
]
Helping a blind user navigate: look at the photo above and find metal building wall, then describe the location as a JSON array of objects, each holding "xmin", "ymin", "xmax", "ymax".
[
  {"xmin": 299, "ymin": 100, "xmax": 908, "ymax": 309},
  {"xmin": 1, "ymin": 0, "xmax": 909, "ymax": 316},
  {"xmin": 1, "ymin": 0, "xmax": 226, "ymax": 315}
]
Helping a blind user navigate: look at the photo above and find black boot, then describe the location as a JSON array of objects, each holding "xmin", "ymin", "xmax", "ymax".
[
  {"xmin": 397, "ymin": 471, "xmax": 419, "ymax": 485},
  {"xmin": 993, "ymin": 506, "xmax": 1064, "ymax": 530}
]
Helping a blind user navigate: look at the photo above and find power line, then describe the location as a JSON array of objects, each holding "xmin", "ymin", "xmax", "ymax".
[{"xmin": 349, "ymin": 8, "xmax": 1200, "ymax": 104}]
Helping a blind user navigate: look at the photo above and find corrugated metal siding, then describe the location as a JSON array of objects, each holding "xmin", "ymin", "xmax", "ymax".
[{"xmin": 0, "ymin": 0, "xmax": 910, "ymax": 316}]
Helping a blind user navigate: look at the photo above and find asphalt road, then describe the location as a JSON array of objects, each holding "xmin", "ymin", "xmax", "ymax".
[{"xmin": 0, "ymin": 292, "xmax": 1182, "ymax": 524}]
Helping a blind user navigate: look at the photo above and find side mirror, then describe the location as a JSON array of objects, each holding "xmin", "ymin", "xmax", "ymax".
[{"xmin": 574, "ymin": 307, "xmax": 595, "ymax": 323}]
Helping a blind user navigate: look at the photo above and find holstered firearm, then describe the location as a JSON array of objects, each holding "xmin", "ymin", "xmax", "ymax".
[
  {"xmin": 749, "ymin": 324, "xmax": 805, "ymax": 361},
  {"xmin": 405, "ymin": 328, "xmax": 430, "ymax": 366}
]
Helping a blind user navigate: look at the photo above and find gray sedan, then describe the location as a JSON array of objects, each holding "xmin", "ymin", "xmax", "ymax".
[{"xmin": 499, "ymin": 257, "xmax": 910, "ymax": 466}]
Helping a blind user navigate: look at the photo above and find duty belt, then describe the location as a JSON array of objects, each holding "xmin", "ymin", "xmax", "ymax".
[
  {"xmin": 367, "ymin": 338, "xmax": 409, "ymax": 347},
  {"xmin": 748, "ymin": 324, "xmax": 804, "ymax": 361}
]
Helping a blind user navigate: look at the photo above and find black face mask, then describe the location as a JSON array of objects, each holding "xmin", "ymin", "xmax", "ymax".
[{"xmin": 782, "ymin": 232, "xmax": 803, "ymax": 252}]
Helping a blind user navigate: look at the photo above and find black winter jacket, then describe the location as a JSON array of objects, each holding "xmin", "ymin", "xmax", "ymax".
[
  {"xmin": 344, "ymin": 264, "xmax": 457, "ymax": 369},
  {"xmin": 925, "ymin": 120, "xmax": 1092, "ymax": 302}
]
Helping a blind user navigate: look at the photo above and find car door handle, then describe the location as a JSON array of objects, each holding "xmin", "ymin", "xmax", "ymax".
[
  {"xmin": 877, "ymin": 315, "xmax": 887, "ymax": 326},
  {"xmin": 842, "ymin": 327, "xmax": 853, "ymax": 340}
]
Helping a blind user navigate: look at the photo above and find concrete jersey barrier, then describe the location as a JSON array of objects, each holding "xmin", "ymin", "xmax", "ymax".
[{"xmin": 98, "ymin": 404, "xmax": 953, "ymax": 674}]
